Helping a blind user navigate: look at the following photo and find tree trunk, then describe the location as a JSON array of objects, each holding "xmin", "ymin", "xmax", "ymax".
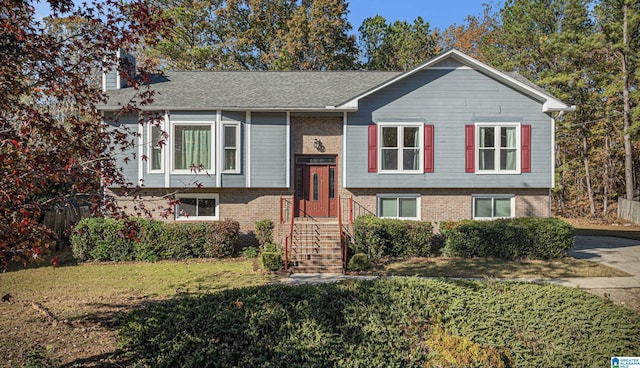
[
  {"xmin": 603, "ymin": 132, "xmax": 610, "ymax": 217},
  {"xmin": 622, "ymin": 2, "xmax": 634, "ymax": 200},
  {"xmin": 582, "ymin": 130, "xmax": 596, "ymax": 216}
]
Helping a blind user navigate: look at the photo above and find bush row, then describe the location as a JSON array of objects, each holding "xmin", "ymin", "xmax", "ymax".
[
  {"xmin": 440, "ymin": 217, "xmax": 574, "ymax": 260},
  {"xmin": 70, "ymin": 217, "xmax": 240, "ymax": 262},
  {"xmin": 350, "ymin": 216, "xmax": 573, "ymax": 265},
  {"xmin": 352, "ymin": 215, "xmax": 437, "ymax": 263}
]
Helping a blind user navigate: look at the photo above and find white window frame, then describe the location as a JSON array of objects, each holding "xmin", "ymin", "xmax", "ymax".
[
  {"xmin": 475, "ymin": 123, "xmax": 521, "ymax": 174},
  {"xmin": 222, "ymin": 122, "xmax": 240, "ymax": 174},
  {"xmin": 170, "ymin": 121, "xmax": 215, "ymax": 175},
  {"xmin": 378, "ymin": 122, "xmax": 423, "ymax": 174},
  {"xmin": 376, "ymin": 194, "xmax": 421, "ymax": 220},
  {"xmin": 472, "ymin": 194, "xmax": 515, "ymax": 220},
  {"xmin": 147, "ymin": 120, "xmax": 165, "ymax": 174},
  {"xmin": 175, "ymin": 193, "xmax": 219, "ymax": 221}
]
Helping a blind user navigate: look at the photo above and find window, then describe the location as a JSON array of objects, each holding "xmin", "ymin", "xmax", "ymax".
[
  {"xmin": 473, "ymin": 195, "xmax": 514, "ymax": 219},
  {"xmin": 377, "ymin": 194, "xmax": 420, "ymax": 220},
  {"xmin": 477, "ymin": 124, "xmax": 519, "ymax": 173},
  {"xmin": 223, "ymin": 123, "xmax": 240, "ymax": 173},
  {"xmin": 149, "ymin": 125, "xmax": 164, "ymax": 172},
  {"xmin": 175, "ymin": 194, "xmax": 219, "ymax": 220},
  {"xmin": 173, "ymin": 124, "xmax": 213, "ymax": 172},
  {"xmin": 380, "ymin": 123, "xmax": 422, "ymax": 172}
]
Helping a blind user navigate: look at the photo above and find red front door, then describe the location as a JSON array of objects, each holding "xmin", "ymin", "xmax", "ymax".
[{"xmin": 295, "ymin": 157, "xmax": 337, "ymax": 218}]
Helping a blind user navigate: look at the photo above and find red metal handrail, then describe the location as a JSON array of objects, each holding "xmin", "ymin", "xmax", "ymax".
[{"xmin": 286, "ymin": 193, "xmax": 295, "ymax": 271}]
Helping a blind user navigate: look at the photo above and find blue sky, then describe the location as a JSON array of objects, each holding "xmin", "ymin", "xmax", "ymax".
[
  {"xmin": 33, "ymin": 0, "xmax": 495, "ymax": 31},
  {"xmin": 347, "ymin": 0, "xmax": 495, "ymax": 31}
]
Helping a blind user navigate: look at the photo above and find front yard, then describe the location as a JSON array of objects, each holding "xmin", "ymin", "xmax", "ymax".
[{"xmin": 1, "ymin": 247, "xmax": 639, "ymax": 367}]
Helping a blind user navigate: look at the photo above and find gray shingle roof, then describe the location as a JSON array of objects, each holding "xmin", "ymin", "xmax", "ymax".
[{"xmin": 102, "ymin": 71, "xmax": 401, "ymax": 111}]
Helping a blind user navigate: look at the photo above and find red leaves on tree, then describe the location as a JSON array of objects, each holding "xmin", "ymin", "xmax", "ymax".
[{"xmin": 0, "ymin": 0, "xmax": 170, "ymax": 269}]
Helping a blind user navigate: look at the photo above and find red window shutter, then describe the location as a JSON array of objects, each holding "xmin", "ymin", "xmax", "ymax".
[
  {"xmin": 368, "ymin": 124, "xmax": 377, "ymax": 172},
  {"xmin": 465, "ymin": 125, "xmax": 475, "ymax": 172},
  {"xmin": 424, "ymin": 124, "xmax": 434, "ymax": 173},
  {"xmin": 521, "ymin": 124, "xmax": 531, "ymax": 173}
]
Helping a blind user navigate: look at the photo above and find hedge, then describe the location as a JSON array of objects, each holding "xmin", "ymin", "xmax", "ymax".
[
  {"xmin": 70, "ymin": 217, "xmax": 240, "ymax": 262},
  {"xmin": 441, "ymin": 217, "xmax": 574, "ymax": 260},
  {"xmin": 352, "ymin": 215, "xmax": 437, "ymax": 262},
  {"xmin": 119, "ymin": 278, "xmax": 640, "ymax": 368}
]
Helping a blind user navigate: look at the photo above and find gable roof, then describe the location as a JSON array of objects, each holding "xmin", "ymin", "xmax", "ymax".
[
  {"xmin": 336, "ymin": 49, "xmax": 571, "ymax": 113},
  {"xmin": 100, "ymin": 49, "xmax": 570, "ymax": 113}
]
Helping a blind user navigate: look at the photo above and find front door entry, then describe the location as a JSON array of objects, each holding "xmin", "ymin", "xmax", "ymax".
[{"xmin": 295, "ymin": 156, "xmax": 337, "ymax": 218}]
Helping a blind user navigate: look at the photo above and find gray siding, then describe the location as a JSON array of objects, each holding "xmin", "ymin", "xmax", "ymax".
[
  {"xmin": 345, "ymin": 68, "xmax": 553, "ymax": 188},
  {"xmin": 106, "ymin": 114, "xmax": 139, "ymax": 186},
  {"xmin": 221, "ymin": 111, "xmax": 246, "ymax": 188},
  {"xmin": 250, "ymin": 112, "xmax": 287, "ymax": 187},
  {"xmin": 169, "ymin": 111, "xmax": 217, "ymax": 187}
]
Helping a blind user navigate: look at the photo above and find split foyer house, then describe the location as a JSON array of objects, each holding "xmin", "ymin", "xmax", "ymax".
[{"xmin": 100, "ymin": 49, "xmax": 571, "ymax": 272}]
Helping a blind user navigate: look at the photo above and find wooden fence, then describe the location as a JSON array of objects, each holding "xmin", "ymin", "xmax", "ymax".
[
  {"xmin": 43, "ymin": 206, "xmax": 91, "ymax": 246},
  {"xmin": 617, "ymin": 198, "xmax": 640, "ymax": 224}
]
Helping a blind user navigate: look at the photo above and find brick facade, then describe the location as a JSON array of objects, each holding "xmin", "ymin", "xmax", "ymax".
[{"xmin": 291, "ymin": 115, "xmax": 343, "ymax": 157}]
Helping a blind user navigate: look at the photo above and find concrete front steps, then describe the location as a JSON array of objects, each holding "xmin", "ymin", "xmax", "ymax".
[{"xmin": 290, "ymin": 219, "xmax": 344, "ymax": 274}]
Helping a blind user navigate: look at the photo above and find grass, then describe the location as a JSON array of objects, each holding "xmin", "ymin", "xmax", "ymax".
[
  {"xmin": 0, "ymin": 254, "xmax": 278, "ymax": 366},
  {"xmin": 384, "ymin": 257, "xmax": 631, "ymax": 278},
  {"xmin": 566, "ymin": 217, "xmax": 640, "ymax": 240},
  {"xmin": 1, "ymin": 255, "xmax": 276, "ymax": 319}
]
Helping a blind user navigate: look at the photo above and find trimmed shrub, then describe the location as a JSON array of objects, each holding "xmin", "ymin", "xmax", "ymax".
[
  {"xmin": 70, "ymin": 217, "xmax": 241, "ymax": 262},
  {"xmin": 352, "ymin": 215, "xmax": 437, "ymax": 262},
  {"xmin": 441, "ymin": 217, "xmax": 574, "ymax": 260},
  {"xmin": 206, "ymin": 219, "xmax": 240, "ymax": 258},
  {"xmin": 260, "ymin": 252, "xmax": 283, "ymax": 271},
  {"xmin": 254, "ymin": 219, "xmax": 274, "ymax": 248},
  {"xmin": 347, "ymin": 253, "xmax": 371, "ymax": 271},
  {"xmin": 70, "ymin": 218, "xmax": 135, "ymax": 261}
]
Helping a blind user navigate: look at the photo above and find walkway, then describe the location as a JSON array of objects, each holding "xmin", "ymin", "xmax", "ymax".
[{"xmin": 282, "ymin": 236, "xmax": 640, "ymax": 289}]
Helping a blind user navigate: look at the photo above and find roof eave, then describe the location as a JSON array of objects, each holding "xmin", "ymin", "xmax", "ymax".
[{"xmin": 98, "ymin": 105, "xmax": 358, "ymax": 113}]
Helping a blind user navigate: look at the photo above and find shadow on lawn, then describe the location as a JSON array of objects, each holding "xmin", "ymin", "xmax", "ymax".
[{"xmin": 4, "ymin": 247, "xmax": 78, "ymax": 273}]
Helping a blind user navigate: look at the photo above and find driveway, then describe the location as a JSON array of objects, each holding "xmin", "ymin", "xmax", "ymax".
[
  {"xmin": 557, "ymin": 236, "xmax": 640, "ymax": 288},
  {"xmin": 570, "ymin": 236, "xmax": 640, "ymax": 278}
]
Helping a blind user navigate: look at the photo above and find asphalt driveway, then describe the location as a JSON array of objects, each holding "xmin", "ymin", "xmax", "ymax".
[
  {"xmin": 570, "ymin": 236, "xmax": 640, "ymax": 278},
  {"xmin": 558, "ymin": 236, "xmax": 640, "ymax": 288}
]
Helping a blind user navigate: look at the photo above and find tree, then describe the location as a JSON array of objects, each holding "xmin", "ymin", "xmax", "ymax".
[
  {"xmin": 595, "ymin": 0, "xmax": 640, "ymax": 201},
  {"xmin": 147, "ymin": 0, "xmax": 357, "ymax": 70},
  {"xmin": 147, "ymin": 0, "xmax": 221, "ymax": 70},
  {"xmin": 272, "ymin": 0, "xmax": 357, "ymax": 70},
  {"xmin": 439, "ymin": 3, "xmax": 500, "ymax": 63},
  {"xmin": 358, "ymin": 15, "xmax": 438, "ymax": 71},
  {"xmin": 0, "ymin": 0, "xmax": 169, "ymax": 267}
]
